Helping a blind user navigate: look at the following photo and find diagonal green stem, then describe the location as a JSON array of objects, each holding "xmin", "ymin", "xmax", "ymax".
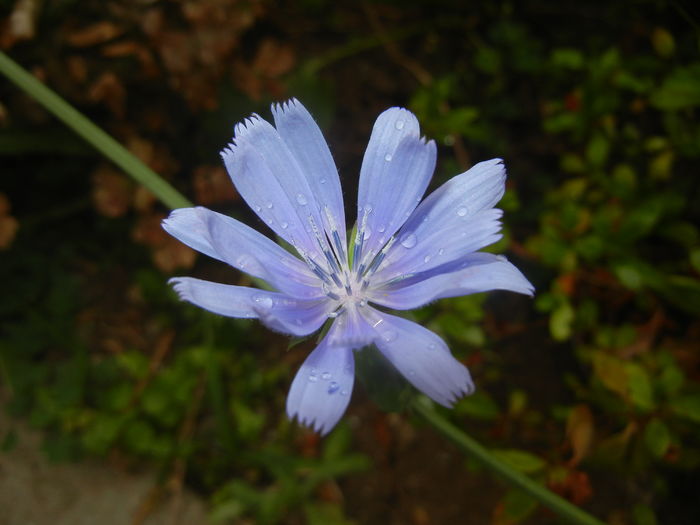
[
  {"xmin": 0, "ymin": 51, "xmax": 192, "ymax": 210},
  {"xmin": 413, "ymin": 396, "xmax": 607, "ymax": 525},
  {"xmin": 3, "ymin": 47, "xmax": 606, "ymax": 525}
]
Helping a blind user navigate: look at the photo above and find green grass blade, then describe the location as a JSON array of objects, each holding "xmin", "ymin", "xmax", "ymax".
[
  {"xmin": 413, "ymin": 396, "xmax": 608, "ymax": 525},
  {"xmin": 0, "ymin": 51, "xmax": 191, "ymax": 210}
]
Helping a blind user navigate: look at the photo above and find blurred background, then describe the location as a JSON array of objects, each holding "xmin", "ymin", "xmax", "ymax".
[{"xmin": 1, "ymin": 1, "xmax": 699, "ymax": 524}]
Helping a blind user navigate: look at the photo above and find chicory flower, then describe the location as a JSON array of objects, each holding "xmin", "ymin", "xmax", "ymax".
[{"xmin": 163, "ymin": 99, "xmax": 533, "ymax": 434}]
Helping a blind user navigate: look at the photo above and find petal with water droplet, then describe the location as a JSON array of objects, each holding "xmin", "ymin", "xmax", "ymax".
[
  {"xmin": 286, "ymin": 329, "xmax": 355, "ymax": 435},
  {"xmin": 370, "ymin": 311, "xmax": 474, "ymax": 406}
]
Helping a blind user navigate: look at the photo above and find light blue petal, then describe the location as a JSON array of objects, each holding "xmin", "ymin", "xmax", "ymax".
[
  {"xmin": 372, "ymin": 208, "xmax": 504, "ymax": 283},
  {"xmin": 356, "ymin": 108, "xmax": 436, "ymax": 261},
  {"xmin": 169, "ymin": 277, "xmax": 332, "ymax": 336},
  {"xmin": 286, "ymin": 332, "xmax": 355, "ymax": 435},
  {"xmin": 221, "ymin": 116, "xmax": 330, "ymax": 266},
  {"xmin": 374, "ymin": 158, "xmax": 506, "ymax": 280},
  {"xmin": 367, "ymin": 310, "xmax": 474, "ymax": 407},
  {"xmin": 271, "ymin": 99, "xmax": 347, "ymax": 246},
  {"xmin": 369, "ymin": 253, "xmax": 534, "ymax": 310},
  {"xmin": 162, "ymin": 207, "xmax": 321, "ymax": 299}
]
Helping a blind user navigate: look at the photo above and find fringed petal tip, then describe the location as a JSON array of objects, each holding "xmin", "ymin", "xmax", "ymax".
[
  {"xmin": 167, "ymin": 277, "xmax": 189, "ymax": 301},
  {"xmin": 287, "ymin": 413, "xmax": 334, "ymax": 436}
]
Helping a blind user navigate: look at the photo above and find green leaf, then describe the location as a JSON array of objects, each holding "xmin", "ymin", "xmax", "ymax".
[
  {"xmin": 651, "ymin": 64, "xmax": 700, "ymax": 110},
  {"xmin": 550, "ymin": 301, "xmax": 574, "ymax": 341},
  {"xmin": 503, "ymin": 489, "xmax": 539, "ymax": 521},
  {"xmin": 454, "ymin": 390, "xmax": 501, "ymax": 420},
  {"xmin": 672, "ymin": 394, "xmax": 700, "ymax": 423},
  {"xmin": 625, "ymin": 364, "xmax": 654, "ymax": 411},
  {"xmin": 491, "ymin": 449, "xmax": 546, "ymax": 474},
  {"xmin": 355, "ymin": 345, "xmax": 413, "ymax": 412},
  {"xmin": 643, "ymin": 419, "xmax": 671, "ymax": 458}
]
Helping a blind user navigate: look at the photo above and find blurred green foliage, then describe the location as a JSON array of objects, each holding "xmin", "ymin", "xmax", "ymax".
[{"xmin": 1, "ymin": 1, "xmax": 699, "ymax": 524}]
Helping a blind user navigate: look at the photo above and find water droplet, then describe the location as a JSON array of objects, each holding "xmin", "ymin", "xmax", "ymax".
[
  {"xmin": 255, "ymin": 205, "xmax": 262, "ymax": 212},
  {"xmin": 280, "ymin": 221, "xmax": 288, "ymax": 229},
  {"xmin": 395, "ymin": 120, "xmax": 405, "ymax": 130},
  {"xmin": 423, "ymin": 255, "xmax": 431, "ymax": 264},
  {"xmin": 252, "ymin": 294, "xmax": 273, "ymax": 310},
  {"xmin": 296, "ymin": 193, "xmax": 308, "ymax": 205},
  {"xmin": 363, "ymin": 228, "xmax": 372, "ymax": 240},
  {"xmin": 382, "ymin": 330, "xmax": 398, "ymax": 342},
  {"xmin": 359, "ymin": 299, "xmax": 367, "ymax": 307},
  {"xmin": 400, "ymin": 233, "xmax": 417, "ymax": 248},
  {"xmin": 457, "ymin": 207, "xmax": 468, "ymax": 217},
  {"xmin": 364, "ymin": 204, "xmax": 373, "ymax": 213},
  {"xmin": 321, "ymin": 372, "xmax": 332, "ymax": 381},
  {"xmin": 236, "ymin": 254, "xmax": 253, "ymax": 269},
  {"xmin": 378, "ymin": 224, "xmax": 386, "ymax": 233},
  {"xmin": 266, "ymin": 202, "xmax": 273, "ymax": 209},
  {"xmin": 340, "ymin": 389, "xmax": 349, "ymax": 396},
  {"xmin": 428, "ymin": 343, "xmax": 436, "ymax": 351},
  {"xmin": 328, "ymin": 311, "xmax": 339, "ymax": 318},
  {"xmin": 320, "ymin": 178, "xmax": 327, "ymax": 184},
  {"xmin": 438, "ymin": 248, "xmax": 444, "ymax": 256},
  {"xmin": 266, "ymin": 218, "xmax": 273, "ymax": 225},
  {"xmin": 327, "ymin": 381, "xmax": 340, "ymax": 394},
  {"xmin": 308, "ymin": 374, "xmax": 318, "ymax": 383},
  {"xmin": 384, "ymin": 153, "xmax": 393, "ymax": 162}
]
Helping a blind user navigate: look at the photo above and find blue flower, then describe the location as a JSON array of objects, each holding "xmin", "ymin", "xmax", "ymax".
[{"xmin": 163, "ymin": 99, "xmax": 534, "ymax": 434}]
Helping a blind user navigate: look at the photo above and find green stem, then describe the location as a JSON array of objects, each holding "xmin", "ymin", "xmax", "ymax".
[
  {"xmin": 413, "ymin": 397, "xmax": 607, "ymax": 525},
  {"xmin": 0, "ymin": 51, "xmax": 192, "ymax": 210}
]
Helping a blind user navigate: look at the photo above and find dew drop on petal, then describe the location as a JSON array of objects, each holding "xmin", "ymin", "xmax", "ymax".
[
  {"xmin": 428, "ymin": 343, "xmax": 436, "ymax": 351},
  {"xmin": 266, "ymin": 202, "xmax": 274, "ymax": 209},
  {"xmin": 328, "ymin": 311, "xmax": 339, "ymax": 318},
  {"xmin": 438, "ymin": 248, "xmax": 444, "ymax": 256},
  {"xmin": 340, "ymin": 389, "xmax": 349, "ymax": 396},
  {"xmin": 280, "ymin": 221, "xmax": 289, "ymax": 229},
  {"xmin": 296, "ymin": 193, "xmax": 308, "ymax": 205},
  {"xmin": 382, "ymin": 330, "xmax": 397, "ymax": 342},
  {"xmin": 252, "ymin": 294, "xmax": 273, "ymax": 310},
  {"xmin": 328, "ymin": 381, "xmax": 340, "ymax": 394},
  {"xmin": 384, "ymin": 153, "xmax": 393, "ymax": 162},
  {"xmin": 395, "ymin": 120, "xmax": 405, "ymax": 130},
  {"xmin": 308, "ymin": 373, "xmax": 318, "ymax": 383},
  {"xmin": 423, "ymin": 255, "xmax": 431, "ymax": 264},
  {"xmin": 400, "ymin": 233, "xmax": 417, "ymax": 249},
  {"xmin": 321, "ymin": 372, "xmax": 332, "ymax": 381},
  {"xmin": 320, "ymin": 178, "xmax": 327, "ymax": 184},
  {"xmin": 378, "ymin": 224, "xmax": 386, "ymax": 233},
  {"xmin": 255, "ymin": 205, "xmax": 262, "ymax": 212},
  {"xmin": 457, "ymin": 207, "xmax": 468, "ymax": 217}
]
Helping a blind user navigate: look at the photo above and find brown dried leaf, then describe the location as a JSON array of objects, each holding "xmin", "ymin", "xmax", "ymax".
[
  {"xmin": 66, "ymin": 21, "xmax": 124, "ymax": 47},
  {"xmin": 566, "ymin": 404, "xmax": 594, "ymax": 467},
  {"xmin": 92, "ymin": 166, "xmax": 133, "ymax": 217},
  {"xmin": 87, "ymin": 71, "xmax": 126, "ymax": 117},
  {"xmin": 133, "ymin": 212, "xmax": 196, "ymax": 273},
  {"xmin": 253, "ymin": 39, "xmax": 296, "ymax": 78},
  {"xmin": 0, "ymin": 0, "xmax": 39, "ymax": 49},
  {"xmin": 66, "ymin": 55, "xmax": 88, "ymax": 83},
  {"xmin": 193, "ymin": 165, "xmax": 237, "ymax": 205},
  {"xmin": 0, "ymin": 214, "xmax": 19, "ymax": 249}
]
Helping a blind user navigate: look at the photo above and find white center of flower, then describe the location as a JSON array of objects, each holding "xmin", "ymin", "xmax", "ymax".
[{"xmin": 294, "ymin": 206, "xmax": 400, "ymax": 318}]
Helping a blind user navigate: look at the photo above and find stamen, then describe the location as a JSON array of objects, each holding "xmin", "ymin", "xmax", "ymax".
[{"xmin": 324, "ymin": 206, "xmax": 348, "ymax": 265}]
